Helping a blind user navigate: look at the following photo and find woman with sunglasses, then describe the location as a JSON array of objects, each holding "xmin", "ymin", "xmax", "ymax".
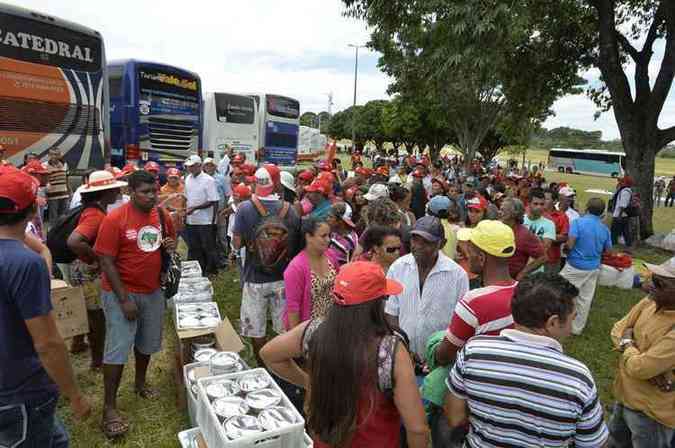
[
  {"xmin": 359, "ymin": 225, "xmax": 403, "ymax": 272},
  {"xmin": 261, "ymin": 262, "xmax": 430, "ymax": 448}
]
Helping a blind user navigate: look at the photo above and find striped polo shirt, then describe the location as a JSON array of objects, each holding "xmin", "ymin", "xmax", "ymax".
[
  {"xmin": 47, "ymin": 162, "xmax": 69, "ymax": 200},
  {"xmin": 447, "ymin": 329, "xmax": 608, "ymax": 448},
  {"xmin": 446, "ymin": 281, "xmax": 517, "ymax": 349}
]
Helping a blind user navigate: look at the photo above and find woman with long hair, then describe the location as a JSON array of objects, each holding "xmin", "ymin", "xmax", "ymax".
[
  {"xmin": 283, "ymin": 217, "xmax": 340, "ymax": 329},
  {"xmin": 359, "ymin": 225, "xmax": 402, "ymax": 272},
  {"xmin": 261, "ymin": 262, "xmax": 430, "ymax": 448}
]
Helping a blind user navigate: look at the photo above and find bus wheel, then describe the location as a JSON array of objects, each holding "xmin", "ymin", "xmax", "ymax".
[
  {"xmin": 611, "ymin": 172, "xmax": 619, "ymax": 178},
  {"xmin": 558, "ymin": 167, "xmax": 565, "ymax": 173},
  {"xmin": 565, "ymin": 167, "xmax": 573, "ymax": 174}
]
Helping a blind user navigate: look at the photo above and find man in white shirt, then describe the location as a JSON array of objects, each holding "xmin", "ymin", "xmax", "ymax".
[
  {"xmin": 184, "ymin": 155, "xmax": 220, "ymax": 276},
  {"xmin": 558, "ymin": 186, "xmax": 580, "ymax": 223},
  {"xmin": 385, "ymin": 216, "xmax": 469, "ymax": 362}
]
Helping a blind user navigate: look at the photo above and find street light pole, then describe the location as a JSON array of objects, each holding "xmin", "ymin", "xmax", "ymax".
[{"xmin": 349, "ymin": 44, "xmax": 365, "ymax": 152}]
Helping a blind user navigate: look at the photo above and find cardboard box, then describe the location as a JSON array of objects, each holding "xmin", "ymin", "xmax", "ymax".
[
  {"xmin": 50, "ymin": 280, "xmax": 89, "ymax": 339},
  {"xmin": 176, "ymin": 316, "xmax": 244, "ymax": 353}
]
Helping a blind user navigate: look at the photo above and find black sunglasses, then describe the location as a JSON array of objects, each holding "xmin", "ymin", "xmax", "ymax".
[{"xmin": 385, "ymin": 246, "xmax": 401, "ymax": 254}]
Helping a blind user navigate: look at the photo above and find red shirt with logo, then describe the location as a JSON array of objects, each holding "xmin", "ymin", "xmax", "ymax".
[
  {"xmin": 545, "ymin": 210, "xmax": 569, "ymax": 263},
  {"xmin": 94, "ymin": 203, "xmax": 175, "ymax": 293}
]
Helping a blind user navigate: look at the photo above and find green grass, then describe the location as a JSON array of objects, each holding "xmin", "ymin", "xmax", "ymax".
[{"xmin": 64, "ymin": 163, "xmax": 675, "ymax": 447}]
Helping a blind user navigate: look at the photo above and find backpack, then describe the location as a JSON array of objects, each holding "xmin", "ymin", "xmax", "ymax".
[
  {"xmin": 47, "ymin": 203, "xmax": 105, "ymax": 264},
  {"xmin": 609, "ymin": 187, "xmax": 640, "ymax": 218},
  {"xmin": 247, "ymin": 195, "xmax": 291, "ymax": 274}
]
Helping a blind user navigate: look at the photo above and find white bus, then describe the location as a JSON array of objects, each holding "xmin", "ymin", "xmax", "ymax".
[
  {"xmin": 548, "ymin": 148, "xmax": 625, "ymax": 177},
  {"xmin": 204, "ymin": 92, "xmax": 258, "ymax": 164},
  {"xmin": 250, "ymin": 93, "xmax": 300, "ymax": 168}
]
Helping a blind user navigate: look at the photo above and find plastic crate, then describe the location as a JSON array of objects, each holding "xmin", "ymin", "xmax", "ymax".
[
  {"xmin": 183, "ymin": 361, "xmax": 210, "ymax": 427},
  {"xmin": 196, "ymin": 368, "xmax": 305, "ymax": 448},
  {"xmin": 178, "ymin": 428, "xmax": 313, "ymax": 448}
]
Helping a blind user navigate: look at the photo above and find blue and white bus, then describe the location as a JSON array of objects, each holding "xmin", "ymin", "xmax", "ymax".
[
  {"xmin": 251, "ymin": 93, "xmax": 300, "ymax": 168},
  {"xmin": 108, "ymin": 59, "xmax": 202, "ymax": 167},
  {"xmin": 548, "ymin": 148, "xmax": 625, "ymax": 177}
]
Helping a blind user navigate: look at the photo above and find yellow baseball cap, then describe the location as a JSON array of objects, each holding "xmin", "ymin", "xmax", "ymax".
[{"xmin": 457, "ymin": 220, "xmax": 515, "ymax": 258}]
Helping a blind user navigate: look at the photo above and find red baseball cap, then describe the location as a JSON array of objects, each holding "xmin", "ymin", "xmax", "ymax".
[
  {"xmin": 355, "ymin": 167, "xmax": 369, "ymax": 177},
  {"xmin": 233, "ymin": 183, "xmax": 252, "ymax": 200},
  {"xmin": 144, "ymin": 161, "xmax": 160, "ymax": 173},
  {"xmin": 317, "ymin": 171, "xmax": 334, "ymax": 184},
  {"xmin": 263, "ymin": 163, "xmax": 281, "ymax": 187},
  {"xmin": 119, "ymin": 163, "xmax": 138, "ymax": 178},
  {"xmin": 22, "ymin": 160, "xmax": 49, "ymax": 175},
  {"xmin": 334, "ymin": 261, "xmax": 403, "ymax": 306},
  {"xmin": 376, "ymin": 166, "xmax": 389, "ymax": 177},
  {"xmin": 232, "ymin": 154, "xmax": 245, "ymax": 165},
  {"xmin": 0, "ymin": 169, "xmax": 39, "ymax": 213},
  {"xmin": 466, "ymin": 195, "xmax": 488, "ymax": 211},
  {"xmin": 166, "ymin": 168, "xmax": 181, "ymax": 178},
  {"xmin": 298, "ymin": 170, "xmax": 315, "ymax": 182},
  {"xmin": 304, "ymin": 179, "xmax": 331, "ymax": 196}
]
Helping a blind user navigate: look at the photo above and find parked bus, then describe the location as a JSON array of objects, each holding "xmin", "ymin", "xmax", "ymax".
[
  {"xmin": 0, "ymin": 3, "xmax": 108, "ymax": 172},
  {"xmin": 108, "ymin": 59, "xmax": 202, "ymax": 167},
  {"xmin": 548, "ymin": 148, "xmax": 625, "ymax": 177},
  {"xmin": 251, "ymin": 93, "xmax": 300, "ymax": 168},
  {"xmin": 203, "ymin": 92, "xmax": 258, "ymax": 164}
]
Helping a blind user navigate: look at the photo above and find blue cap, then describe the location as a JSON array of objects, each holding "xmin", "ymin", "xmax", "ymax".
[
  {"xmin": 411, "ymin": 216, "xmax": 445, "ymax": 242},
  {"xmin": 428, "ymin": 196, "xmax": 451, "ymax": 215}
]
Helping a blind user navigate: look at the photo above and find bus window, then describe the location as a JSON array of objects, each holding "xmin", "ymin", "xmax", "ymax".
[
  {"xmin": 267, "ymin": 95, "xmax": 300, "ymax": 119},
  {"xmin": 215, "ymin": 94, "xmax": 255, "ymax": 124}
]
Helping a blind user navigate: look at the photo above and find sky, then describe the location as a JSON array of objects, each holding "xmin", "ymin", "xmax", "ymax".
[{"xmin": 14, "ymin": 0, "xmax": 675, "ymax": 141}]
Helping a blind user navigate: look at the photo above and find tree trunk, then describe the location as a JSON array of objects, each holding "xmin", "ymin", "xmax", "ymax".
[{"xmin": 623, "ymin": 138, "xmax": 658, "ymax": 239}]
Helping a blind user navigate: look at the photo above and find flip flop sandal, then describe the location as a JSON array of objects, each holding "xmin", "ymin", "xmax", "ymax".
[
  {"xmin": 101, "ymin": 416, "xmax": 129, "ymax": 439},
  {"xmin": 135, "ymin": 387, "xmax": 160, "ymax": 400}
]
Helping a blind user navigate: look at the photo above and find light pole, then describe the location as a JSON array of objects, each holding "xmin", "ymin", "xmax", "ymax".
[{"xmin": 349, "ymin": 44, "xmax": 365, "ymax": 152}]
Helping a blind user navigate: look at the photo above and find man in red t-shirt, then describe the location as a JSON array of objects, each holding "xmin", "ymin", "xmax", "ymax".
[
  {"xmin": 500, "ymin": 198, "xmax": 546, "ymax": 280},
  {"xmin": 544, "ymin": 194, "xmax": 569, "ymax": 274},
  {"xmin": 67, "ymin": 170, "xmax": 127, "ymax": 369},
  {"xmin": 94, "ymin": 171, "xmax": 176, "ymax": 439},
  {"xmin": 435, "ymin": 220, "xmax": 517, "ymax": 367}
]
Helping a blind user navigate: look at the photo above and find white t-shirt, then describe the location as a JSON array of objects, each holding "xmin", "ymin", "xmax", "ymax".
[
  {"xmin": 613, "ymin": 188, "xmax": 632, "ymax": 218},
  {"xmin": 185, "ymin": 171, "xmax": 219, "ymax": 225},
  {"xmin": 565, "ymin": 208, "xmax": 580, "ymax": 223}
]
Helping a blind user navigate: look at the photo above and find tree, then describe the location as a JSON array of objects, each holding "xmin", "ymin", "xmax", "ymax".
[
  {"xmin": 344, "ymin": 0, "xmax": 586, "ymax": 168},
  {"xmin": 300, "ymin": 112, "xmax": 317, "ymax": 127},
  {"xmin": 356, "ymin": 100, "xmax": 389, "ymax": 149},
  {"xmin": 586, "ymin": 1, "xmax": 675, "ymax": 237}
]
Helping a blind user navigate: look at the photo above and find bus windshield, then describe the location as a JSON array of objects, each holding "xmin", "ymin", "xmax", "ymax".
[
  {"xmin": 0, "ymin": 8, "xmax": 105, "ymax": 169},
  {"xmin": 137, "ymin": 66, "xmax": 200, "ymax": 114},
  {"xmin": 215, "ymin": 93, "xmax": 255, "ymax": 124},
  {"xmin": 266, "ymin": 95, "xmax": 299, "ymax": 119}
]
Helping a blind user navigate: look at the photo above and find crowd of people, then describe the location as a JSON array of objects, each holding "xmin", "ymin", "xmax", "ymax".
[{"xmin": 0, "ymin": 143, "xmax": 674, "ymax": 447}]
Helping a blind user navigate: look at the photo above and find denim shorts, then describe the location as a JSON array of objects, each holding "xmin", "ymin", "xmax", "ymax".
[
  {"xmin": 102, "ymin": 289, "xmax": 165, "ymax": 365},
  {"xmin": 0, "ymin": 394, "xmax": 68, "ymax": 448}
]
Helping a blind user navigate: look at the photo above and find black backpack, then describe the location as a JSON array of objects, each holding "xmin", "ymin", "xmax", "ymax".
[{"xmin": 47, "ymin": 203, "xmax": 104, "ymax": 264}]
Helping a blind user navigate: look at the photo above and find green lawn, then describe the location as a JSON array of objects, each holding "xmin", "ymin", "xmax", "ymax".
[{"xmin": 63, "ymin": 164, "xmax": 675, "ymax": 447}]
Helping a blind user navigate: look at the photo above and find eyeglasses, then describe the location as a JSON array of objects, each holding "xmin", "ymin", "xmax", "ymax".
[{"xmin": 384, "ymin": 246, "xmax": 401, "ymax": 254}]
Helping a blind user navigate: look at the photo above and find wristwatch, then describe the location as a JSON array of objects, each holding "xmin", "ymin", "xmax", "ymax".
[{"xmin": 619, "ymin": 338, "xmax": 634, "ymax": 351}]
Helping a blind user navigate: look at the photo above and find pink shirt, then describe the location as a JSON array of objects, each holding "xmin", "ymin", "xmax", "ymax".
[{"xmin": 283, "ymin": 250, "xmax": 340, "ymax": 329}]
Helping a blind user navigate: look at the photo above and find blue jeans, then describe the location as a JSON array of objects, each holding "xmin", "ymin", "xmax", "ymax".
[
  {"xmin": 0, "ymin": 395, "xmax": 69, "ymax": 448},
  {"xmin": 608, "ymin": 403, "xmax": 674, "ymax": 448}
]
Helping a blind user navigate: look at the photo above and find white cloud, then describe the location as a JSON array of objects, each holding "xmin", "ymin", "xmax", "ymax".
[{"xmin": 12, "ymin": 0, "xmax": 675, "ymax": 140}]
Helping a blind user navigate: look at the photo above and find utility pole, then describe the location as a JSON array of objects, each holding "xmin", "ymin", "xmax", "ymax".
[{"xmin": 348, "ymin": 44, "xmax": 365, "ymax": 152}]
